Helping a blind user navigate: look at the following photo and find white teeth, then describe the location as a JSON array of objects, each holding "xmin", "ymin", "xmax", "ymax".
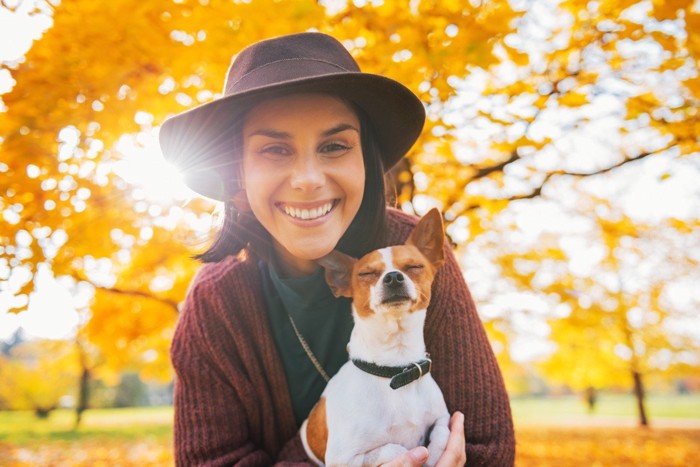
[{"xmin": 283, "ymin": 202, "xmax": 333, "ymax": 220}]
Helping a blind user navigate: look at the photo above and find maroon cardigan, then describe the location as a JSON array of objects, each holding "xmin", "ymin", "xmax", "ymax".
[{"xmin": 170, "ymin": 209, "xmax": 515, "ymax": 466}]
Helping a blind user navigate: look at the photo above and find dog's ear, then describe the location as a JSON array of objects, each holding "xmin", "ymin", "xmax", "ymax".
[
  {"xmin": 407, "ymin": 208, "xmax": 445, "ymax": 269},
  {"xmin": 316, "ymin": 250, "xmax": 356, "ymax": 298}
]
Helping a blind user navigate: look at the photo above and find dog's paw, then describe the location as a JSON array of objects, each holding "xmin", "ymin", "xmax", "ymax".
[
  {"xmin": 425, "ymin": 417, "xmax": 450, "ymax": 467},
  {"xmin": 354, "ymin": 443, "xmax": 408, "ymax": 466}
]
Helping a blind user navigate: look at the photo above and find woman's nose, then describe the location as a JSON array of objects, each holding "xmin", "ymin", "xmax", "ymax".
[{"xmin": 290, "ymin": 153, "xmax": 325, "ymax": 190}]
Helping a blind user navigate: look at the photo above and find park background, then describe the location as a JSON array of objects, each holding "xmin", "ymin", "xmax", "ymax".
[{"xmin": 1, "ymin": 0, "xmax": 699, "ymax": 465}]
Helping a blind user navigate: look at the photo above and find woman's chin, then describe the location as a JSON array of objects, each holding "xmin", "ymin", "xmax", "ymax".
[
  {"xmin": 296, "ymin": 245, "xmax": 336, "ymax": 262},
  {"xmin": 272, "ymin": 239, "xmax": 339, "ymax": 275}
]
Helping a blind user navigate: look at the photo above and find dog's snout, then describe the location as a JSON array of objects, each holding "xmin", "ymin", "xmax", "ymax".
[{"xmin": 383, "ymin": 271, "xmax": 405, "ymax": 287}]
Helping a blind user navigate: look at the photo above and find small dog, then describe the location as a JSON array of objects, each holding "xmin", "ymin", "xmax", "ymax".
[{"xmin": 301, "ymin": 208, "xmax": 450, "ymax": 466}]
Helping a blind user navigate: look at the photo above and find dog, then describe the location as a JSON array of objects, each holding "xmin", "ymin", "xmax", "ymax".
[{"xmin": 300, "ymin": 208, "xmax": 450, "ymax": 466}]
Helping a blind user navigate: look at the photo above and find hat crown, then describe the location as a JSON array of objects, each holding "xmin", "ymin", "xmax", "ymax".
[{"xmin": 224, "ymin": 33, "xmax": 361, "ymax": 95}]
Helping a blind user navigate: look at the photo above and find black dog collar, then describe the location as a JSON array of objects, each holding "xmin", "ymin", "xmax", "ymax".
[{"xmin": 351, "ymin": 356, "xmax": 432, "ymax": 390}]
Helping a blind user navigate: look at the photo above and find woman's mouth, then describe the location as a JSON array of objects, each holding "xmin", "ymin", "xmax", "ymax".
[{"xmin": 277, "ymin": 200, "xmax": 338, "ymax": 221}]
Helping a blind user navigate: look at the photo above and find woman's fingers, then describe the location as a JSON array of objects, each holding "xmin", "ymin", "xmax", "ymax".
[
  {"xmin": 435, "ymin": 411, "xmax": 467, "ymax": 467},
  {"xmin": 381, "ymin": 447, "xmax": 429, "ymax": 467}
]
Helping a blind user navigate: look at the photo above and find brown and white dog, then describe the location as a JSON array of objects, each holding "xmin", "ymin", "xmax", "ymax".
[{"xmin": 301, "ymin": 208, "xmax": 450, "ymax": 466}]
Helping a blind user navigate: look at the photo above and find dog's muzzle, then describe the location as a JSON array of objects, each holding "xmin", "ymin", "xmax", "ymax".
[{"xmin": 381, "ymin": 271, "xmax": 412, "ymax": 304}]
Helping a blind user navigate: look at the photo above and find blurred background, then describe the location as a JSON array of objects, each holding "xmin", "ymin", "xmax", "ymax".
[{"xmin": 1, "ymin": 0, "xmax": 698, "ymax": 465}]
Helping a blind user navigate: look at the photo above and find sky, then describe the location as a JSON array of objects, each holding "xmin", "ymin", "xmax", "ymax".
[{"xmin": 0, "ymin": 1, "xmax": 52, "ymax": 88}]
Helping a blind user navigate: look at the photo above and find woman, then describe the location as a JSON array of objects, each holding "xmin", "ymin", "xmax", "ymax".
[{"xmin": 160, "ymin": 32, "xmax": 515, "ymax": 466}]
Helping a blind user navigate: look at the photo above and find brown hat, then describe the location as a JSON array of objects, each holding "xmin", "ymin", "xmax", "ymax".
[{"xmin": 159, "ymin": 32, "xmax": 425, "ymax": 201}]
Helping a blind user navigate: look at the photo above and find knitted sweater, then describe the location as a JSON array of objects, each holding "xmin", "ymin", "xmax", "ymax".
[{"xmin": 170, "ymin": 208, "xmax": 516, "ymax": 466}]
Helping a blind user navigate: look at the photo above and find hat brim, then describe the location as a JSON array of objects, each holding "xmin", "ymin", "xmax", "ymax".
[{"xmin": 159, "ymin": 72, "xmax": 425, "ymax": 201}]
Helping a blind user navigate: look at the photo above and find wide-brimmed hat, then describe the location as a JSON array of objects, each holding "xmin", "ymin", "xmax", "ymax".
[{"xmin": 159, "ymin": 32, "xmax": 425, "ymax": 201}]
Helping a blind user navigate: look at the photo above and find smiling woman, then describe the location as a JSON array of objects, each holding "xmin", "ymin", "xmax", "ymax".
[{"xmin": 159, "ymin": 32, "xmax": 514, "ymax": 466}]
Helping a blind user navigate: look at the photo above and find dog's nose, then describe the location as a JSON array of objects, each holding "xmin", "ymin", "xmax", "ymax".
[{"xmin": 383, "ymin": 271, "xmax": 405, "ymax": 287}]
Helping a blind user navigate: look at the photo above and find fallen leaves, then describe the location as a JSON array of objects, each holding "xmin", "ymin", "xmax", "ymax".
[
  {"xmin": 0, "ymin": 439, "xmax": 173, "ymax": 467},
  {"xmin": 516, "ymin": 426, "xmax": 700, "ymax": 467},
  {"xmin": 1, "ymin": 424, "xmax": 698, "ymax": 466}
]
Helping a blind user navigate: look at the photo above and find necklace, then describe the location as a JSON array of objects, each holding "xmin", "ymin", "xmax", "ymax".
[{"xmin": 287, "ymin": 313, "xmax": 331, "ymax": 383}]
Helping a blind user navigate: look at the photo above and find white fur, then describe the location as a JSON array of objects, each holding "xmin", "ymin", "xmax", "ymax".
[
  {"xmin": 302, "ymin": 247, "xmax": 450, "ymax": 467},
  {"xmin": 367, "ymin": 249, "xmax": 418, "ymax": 313}
]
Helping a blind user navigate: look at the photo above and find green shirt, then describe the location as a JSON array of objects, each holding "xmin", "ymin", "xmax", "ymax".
[{"xmin": 259, "ymin": 261, "xmax": 353, "ymax": 425}]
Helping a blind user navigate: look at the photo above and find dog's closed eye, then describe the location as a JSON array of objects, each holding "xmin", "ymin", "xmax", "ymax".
[{"xmin": 358, "ymin": 270, "xmax": 380, "ymax": 278}]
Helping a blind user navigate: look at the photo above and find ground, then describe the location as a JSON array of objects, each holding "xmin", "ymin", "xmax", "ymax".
[{"xmin": 0, "ymin": 394, "xmax": 698, "ymax": 466}]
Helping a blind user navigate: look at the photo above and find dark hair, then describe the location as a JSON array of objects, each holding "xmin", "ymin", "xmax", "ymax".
[{"xmin": 195, "ymin": 101, "xmax": 387, "ymax": 263}]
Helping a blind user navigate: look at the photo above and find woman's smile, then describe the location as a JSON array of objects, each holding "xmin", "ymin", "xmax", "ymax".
[{"xmin": 276, "ymin": 199, "xmax": 339, "ymax": 222}]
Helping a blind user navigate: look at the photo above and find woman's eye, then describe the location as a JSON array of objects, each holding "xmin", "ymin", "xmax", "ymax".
[
  {"xmin": 321, "ymin": 142, "xmax": 351, "ymax": 155},
  {"xmin": 260, "ymin": 145, "xmax": 291, "ymax": 157}
]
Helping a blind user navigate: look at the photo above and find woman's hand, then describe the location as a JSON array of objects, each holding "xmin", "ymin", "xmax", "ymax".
[
  {"xmin": 382, "ymin": 411, "xmax": 467, "ymax": 467},
  {"xmin": 435, "ymin": 412, "xmax": 466, "ymax": 466}
]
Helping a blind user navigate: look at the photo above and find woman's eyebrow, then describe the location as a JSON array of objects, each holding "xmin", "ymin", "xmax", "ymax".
[
  {"xmin": 247, "ymin": 123, "xmax": 359, "ymax": 139},
  {"xmin": 321, "ymin": 123, "xmax": 360, "ymax": 137},
  {"xmin": 247, "ymin": 128, "xmax": 291, "ymax": 139}
]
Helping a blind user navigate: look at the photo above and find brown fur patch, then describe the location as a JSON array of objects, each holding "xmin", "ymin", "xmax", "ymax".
[
  {"xmin": 306, "ymin": 397, "xmax": 328, "ymax": 462},
  {"xmin": 391, "ymin": 245, "xmax": 436, "ymax": 311},
  {"xmin": 351, "ymin": 250, "xmax": 385, "ymax": 318}
]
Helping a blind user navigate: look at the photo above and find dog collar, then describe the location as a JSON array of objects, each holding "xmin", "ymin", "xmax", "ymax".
[{"xmin": 351, "ymin": 356, "xmax": 432, "ymax": 390}]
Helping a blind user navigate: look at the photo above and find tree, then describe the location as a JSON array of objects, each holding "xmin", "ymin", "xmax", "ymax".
[
  {"xmin": 493, "ymin": 196, "xmax": 700, "ymax": 425},
  {"xmin": 408, "ymin": 0, "xmax": 700, "ymax": 232},
  {"xmin": 0, "ymin": 339, "xmax": 79, "ymax": 417}
]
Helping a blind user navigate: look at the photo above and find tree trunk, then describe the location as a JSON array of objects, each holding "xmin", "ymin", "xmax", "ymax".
[
  {"xmin": 35, "ymin": 407, "xmax": 54, "ymax": 419},
  {"xmin": 74, "ymin": 366, "xmax": 90, "ymax": 429},
  {"xmin": 632, "ymin": 370, "xmax": 648, "ymax": 427}
]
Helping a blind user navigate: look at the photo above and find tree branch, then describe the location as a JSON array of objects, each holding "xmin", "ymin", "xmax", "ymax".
[
  {"xmin": 564, "ymin": 147, "xmax": 661, "ymax": 178},
  {"xmin": 0, "ymin": 0, "xmax": 20, "ymax": 12},
  {"xmin": 93, "ymin": 285, "xmax": 180, "ymax": 314},
  {"xmin": 69, "ymin": 270, "xmax": 180, "ymax": 314},
  {"xmin": 471, "ymin": 151, "xmax": 521, "ymax": 180},
  {"xmin": 461, "ymin": 142, "xmax": 678, "ymax": 213}
]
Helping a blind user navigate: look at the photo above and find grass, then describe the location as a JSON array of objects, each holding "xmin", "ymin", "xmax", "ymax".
[
  {"xmin": 0, "ymin": 407, "xmax": 173, "ymax": 443},
  {"xmin": 0, "ymin": 395, "xmax": 698, "ymax": 466},
  {"xmin": 510, "ymin": 393, "xmax": 700, "ymax": 426}
]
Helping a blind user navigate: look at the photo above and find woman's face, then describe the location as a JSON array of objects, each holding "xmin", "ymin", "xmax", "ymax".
[{"xmin": 242, "ymin": 93, "xmax": 366, "ymax": 276}]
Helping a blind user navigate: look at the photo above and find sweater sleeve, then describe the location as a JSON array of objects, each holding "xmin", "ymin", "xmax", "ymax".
[
  {"xmin": 425, "ymin": 243, "xmax": 516, "ymax": 466},
  {"xmin": 171, "ymin": 273, "xmax": 313, "ymax": 466},
  {"xmin": 171, "ymin": 278, "xmax": 272, "ymax": 466}
]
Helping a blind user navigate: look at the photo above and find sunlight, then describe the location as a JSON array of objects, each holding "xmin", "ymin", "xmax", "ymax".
[
  {"xmin": 0, "ymin": 266, "xmax": 79, "ymax": 340},
  {"xmin": 113, "ymin": 129, "xmax": 197, "ymax": 203},
  {"xmin": 0, "ymin": 1, "xmax": 52, "ymax": 64}
]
